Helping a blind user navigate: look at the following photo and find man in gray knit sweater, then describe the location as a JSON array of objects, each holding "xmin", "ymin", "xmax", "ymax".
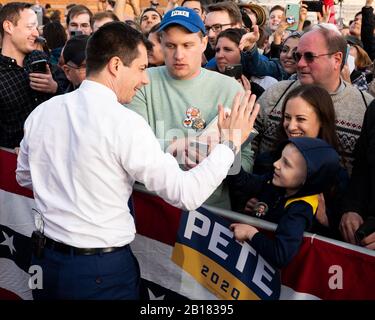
[{"xmin": 253, "ymin": 24, "xmax": 373, "ymax": 174}]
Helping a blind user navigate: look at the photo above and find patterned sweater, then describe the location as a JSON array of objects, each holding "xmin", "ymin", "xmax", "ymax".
[{"xmin": 254, "ymin": 80, "xmax": 374, "ymax": 174}]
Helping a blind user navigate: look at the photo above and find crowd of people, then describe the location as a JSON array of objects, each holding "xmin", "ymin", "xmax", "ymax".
[{"xmin": 1, "ymin": 0, "xmax": 375, "ymax": 299}]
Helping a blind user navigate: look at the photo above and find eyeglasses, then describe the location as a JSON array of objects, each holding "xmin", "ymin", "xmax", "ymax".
[
  {"xmin": 292, "ymin": 51, "xmax": 337, "ymax": 63},
  {"xmin": 66, "ymin": 63, "xmax": 86, "ymax": 70},
  {"xmin": 205, "ymin": 23, "xmax": 232, "ymax": 33}
]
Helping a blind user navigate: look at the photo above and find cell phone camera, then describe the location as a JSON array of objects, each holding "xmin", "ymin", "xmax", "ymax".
[{"xmin": 30, "ymin": 59, "xmax": 48, "ymax": 73}]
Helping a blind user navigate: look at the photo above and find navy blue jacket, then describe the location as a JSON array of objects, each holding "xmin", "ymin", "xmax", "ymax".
[
  {"xmin": 228, "ymin": 138, "xmax": 340, "ymax": 268},
  {"xmin": 240, "ymin": 45, "xmax": 291, "ymax": 81}
]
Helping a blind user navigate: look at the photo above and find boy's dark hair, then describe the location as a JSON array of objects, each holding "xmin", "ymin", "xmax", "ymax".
[
  {"xmin": 206, "ymin": 1, "xmax": 242, "ymax": 25},
  {"xmin": 0, "ymin": 2, "xmax": 31, "ymax": 37},
  {"xmin": 86, "ymin": 22, "xmax": 152, "ymax": 76},
  {"xmin": 269, "ymin": 5, "xmax": 284, "ymax": 15},
  {"xmin": 43, "ymin": 22, "xmax": 67, "ymax": 49},
  {"xmin": 66, "ymin": 5, "xmax": 93, "ymax": 26}
]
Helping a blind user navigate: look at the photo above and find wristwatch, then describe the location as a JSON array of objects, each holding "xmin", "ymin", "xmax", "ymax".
[{"xmin": 221, "ymin": 140, "xmax": 238, "ymax": 155}]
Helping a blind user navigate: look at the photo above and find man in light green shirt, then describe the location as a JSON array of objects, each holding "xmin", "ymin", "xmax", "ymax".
[{"xmin": 126, "ymin": 7, "xmax": 252, "ymax": 209}]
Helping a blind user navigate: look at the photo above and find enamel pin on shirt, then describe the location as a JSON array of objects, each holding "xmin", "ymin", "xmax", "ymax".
[{"xmin": 183, "ymin": 107, "xmax": 206, "ymax": 131}]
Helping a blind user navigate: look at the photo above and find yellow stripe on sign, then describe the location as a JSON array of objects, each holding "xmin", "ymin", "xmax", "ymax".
[{"xmin": 171, "ymin": 243, "xmax": 260, "ymax": 300}]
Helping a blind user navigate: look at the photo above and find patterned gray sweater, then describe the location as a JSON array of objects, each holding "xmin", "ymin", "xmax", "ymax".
[{"xmin": 254, "ymin": 80, "xmax": 374, "ymax": 174}]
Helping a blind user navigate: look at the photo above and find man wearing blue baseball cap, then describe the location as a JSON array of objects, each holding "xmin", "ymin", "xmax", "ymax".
[{"xmin": 126, "ymin": 7, "xmax": 253, "ymax": 210}]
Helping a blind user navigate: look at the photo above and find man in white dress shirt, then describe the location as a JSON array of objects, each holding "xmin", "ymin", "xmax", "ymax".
[{"xmin": 16, "ymin": 22, "xmax": 259, "ymax": 300}]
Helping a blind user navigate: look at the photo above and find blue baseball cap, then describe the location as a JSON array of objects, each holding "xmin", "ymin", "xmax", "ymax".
[{"xmin": 158, "ymin": 6, "xmax": 206, "ymax": 35}]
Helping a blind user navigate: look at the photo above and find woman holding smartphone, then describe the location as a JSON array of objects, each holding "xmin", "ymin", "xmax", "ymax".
[{"xmin": 213, "ymin": 28, "xmax": 270, "ymax": 97}]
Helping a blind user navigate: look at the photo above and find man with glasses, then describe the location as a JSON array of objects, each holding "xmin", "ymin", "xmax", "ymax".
[
  {"xmin": 253, "ymin": 23, "xmax": 373, "ymax": 174},
  {"xmin": 66, "ymin": 5, "xmax": 93, "ymax": 38},
  {"xmin": 62, "ymin": 35, "xmax": 88, "ymax": 92},
  {"xmin": 204, "ymin": 1, "xmax": 242, "ymax": 50}
]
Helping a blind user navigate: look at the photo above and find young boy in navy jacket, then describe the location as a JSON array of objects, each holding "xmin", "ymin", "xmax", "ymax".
[{"xmin": 229, "ymin": 137, "xmax": 340, "ymax": 268}]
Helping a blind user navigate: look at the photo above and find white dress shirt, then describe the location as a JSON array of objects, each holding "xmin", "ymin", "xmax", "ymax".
[{"xmin": 16, "ymin": 80, "xmax": 235, "ymax": 248}]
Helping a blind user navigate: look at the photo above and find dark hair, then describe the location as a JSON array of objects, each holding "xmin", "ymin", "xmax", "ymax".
[
  {"xmin": 92, "ymin": 11, "xmax": 120, "ymax": 25},
  {"xmin": 141, "ymin": 7, "xmax": 162, "ymax": 21},
  {"xmin": 303, "ymin": 20, "xmax": 312, "ymax": 31},
  {"xmin": 257, "ymin": 26, "xmax": 270, "ymax": 49},
  {"xmin": 43, "ymin": 22, "xmax": 67, "ymax": 49},
  {"xmin": 206, "ymin": 1, "xmax": 242, "ymax": 25},
  {"xmin": 181, "ymin": 0, "xmax": 204, "ymax": 12},
  {"xmin": 354, "ymin": 11, "xmax": 362, "ymax": 19},
  {"xmin": 66, "ymin": 3, "xmax": 76, "ymax": 11},
  {"xmin": 146, "ymin": 23, "xmax": 161, "ymax": 42},
  {"xmin": 86, "ymin": 22, "xmax": 152, "ymax": 76},
  {"xmin": 0, "ymin": 2, "xmax": 31, "ymax": 37},
  {"xmin": 269, "ymin": 5, "xmax": 284, "ymax": 15},
  {"xmin": 125, "ymin": 19, "xmax": 142, "ymax": 32},
  {"xmin": 277, "ymin": 84, "xmax": 339, "ymax": 152},
  {"xmin": 216, "ymin": 27, "xmax": 246, "ymax": 47},
  {"xmin": 49, "ymin": 9, "xmax": 62, "ymax": 23},
  {"xmin": 66, "ymin": 5, "xmax": 93, "ymax": 26}
]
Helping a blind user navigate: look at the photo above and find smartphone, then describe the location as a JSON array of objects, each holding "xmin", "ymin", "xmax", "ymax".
[
  {"xmin": 355, "ymin": 217, "xmax": 375, "ymax": 243},
  {"xmin": 70, "ymin": 30, "xmax": 83, "ymax": 37},
  {"xmin": 302, "ymin": 1, "xmax": 323, "ymax": 13},
  {"xmin": 285, "ymin": 4, "xmax": 300, "ymax": 31},
  {"xmin": 30, "ymin": 59, "xmax": 47, "ymax": 73},
  {"xmin": 223, "ymin": 64, "xmax": 242, "ymax": 80}
]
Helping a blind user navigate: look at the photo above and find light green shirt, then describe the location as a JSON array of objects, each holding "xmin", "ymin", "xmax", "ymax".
[{"xmin": 126, "ymin": 66, "xmax": 254, "ymax": 209}]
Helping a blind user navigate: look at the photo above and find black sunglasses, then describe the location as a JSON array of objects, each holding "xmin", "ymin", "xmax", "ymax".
[{"xmin": 293, "ymin": 51, "xmax": 337, "ymax": 63}]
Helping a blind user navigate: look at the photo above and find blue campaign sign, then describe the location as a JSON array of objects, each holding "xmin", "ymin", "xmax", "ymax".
[{"xmin": 172, "ymin": 207, "xmax": 281, "ymax": 300}]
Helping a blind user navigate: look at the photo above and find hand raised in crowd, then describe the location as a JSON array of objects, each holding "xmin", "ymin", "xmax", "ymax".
[
  {"xmin": 238, "ymin": 75, "xmax": 251, "ymax": 91},
  {"xmin": 218, "ymin": 91, "xmax": 260, "ymax": 153},
  {"xmin": 29, "ymin": 64, "xmax": 58, "ymax": 94},
  {"xmin": 298, "ymin": 2, "xmax": 308, "ymax": 31},
  {"xmin": 274, "ymin": 20, "xmax": 291, "ymax": 45},
  {"xmin": 244, "ymin": 197, "xmax": 259, "ymax": 214},
  {"xmin": 239, "ymin": 25, "xmax": 260, "ymax": 51},
  {"xmin": 339, "ymin": 211, "xmax": 364, "ymax": 245},
  {"xmin": 230, "ymin": 223, "xmax": 259, "ymax": 242},
  {"xmin": 317, "ymin": 5, "xmax": 331, "ymax": 24}
]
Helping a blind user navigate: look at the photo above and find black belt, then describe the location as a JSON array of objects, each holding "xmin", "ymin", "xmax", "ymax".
[{"xmin": 44, "ymin": 236, "xmax": 128, "ymax": 256}]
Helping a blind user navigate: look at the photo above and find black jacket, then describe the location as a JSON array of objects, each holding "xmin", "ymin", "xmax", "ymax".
[{"xmin": 341, "ymin": 100, "xmax": 375, "ymax": 219}]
